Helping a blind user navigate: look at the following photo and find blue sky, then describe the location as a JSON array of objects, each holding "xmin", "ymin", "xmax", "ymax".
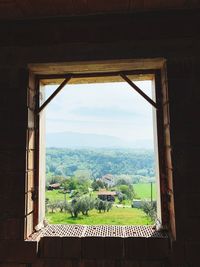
[{"xmin": 44, "ymin": 81, "xmax": 154, "ymax": 142}]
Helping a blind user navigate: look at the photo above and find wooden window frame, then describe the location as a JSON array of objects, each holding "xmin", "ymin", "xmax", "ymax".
[{"xmin": 25, "ymin": 59, "xmax": 175, "ymax": 240}]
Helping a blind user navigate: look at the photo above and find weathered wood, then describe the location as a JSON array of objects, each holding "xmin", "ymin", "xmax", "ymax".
[{"xmin": 29, "ymin": 59, "xmax": 164, "ymax": 75}]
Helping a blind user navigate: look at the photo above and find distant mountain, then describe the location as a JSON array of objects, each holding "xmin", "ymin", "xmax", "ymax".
[{"xmin": 46, "ymin": 132, "xmax": 153, "ymax": 149}]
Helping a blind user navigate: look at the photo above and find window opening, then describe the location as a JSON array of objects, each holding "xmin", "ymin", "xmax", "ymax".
[{"xmin": 37, "ymin": 72, "xmax": 162, "ymax": 228}]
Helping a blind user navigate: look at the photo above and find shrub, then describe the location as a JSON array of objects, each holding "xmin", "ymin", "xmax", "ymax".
[
  {"xmin": 117, "ymin": 192, "xmax": 126, "ymax": 203},
  {"xmin": 57, "ymin": 201, "xmax": 65, "ymax": 212},
  {"xmin": 65, "ymin": 198, "xmax": 81, "ymax": 218},
  {"xmin": 65, "ymin": 196, "xmax": 95, "ymax": 217},
  {"xmin": 118, "ymin": 184, "xmax": 135, "ymax": 201},
  {"xmin": 79, "ymin": 195, "xmax": 95, "ymax": 215},
  {"xmin": 95, "ymin": 199, "xmax": 113, "ymax": 213},
  {"xmin": 91, "ymin": 180, "xmax": 105, "ymax": 191},
  {"xmin": 47, "ymin": 200, "xmax": 58, "ymax": 213},
  {"xmin": 141, "ymin": 200, "xmax": 157, "ymax": 221},
  {"xmin": 106, "ymin": 201, "xmax": 113, "ymax": 212}
]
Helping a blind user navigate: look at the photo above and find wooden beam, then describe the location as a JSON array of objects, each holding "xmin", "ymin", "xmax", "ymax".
[
  {"xmin": 38, "ymin": 75, "xmax": 72, "ymax": 113},
  {"xmin": 38, "ymin": 69, "xmax": 156, "ymax": 85},
  {"xmin": 120, "ymin": 73, "xmax": 158, "ymax": 109}
]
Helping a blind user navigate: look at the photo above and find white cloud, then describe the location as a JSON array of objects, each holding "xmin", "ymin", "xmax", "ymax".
[{"xmin": 44, "ymin": 81, "xmax": 154, "ymax": 141}]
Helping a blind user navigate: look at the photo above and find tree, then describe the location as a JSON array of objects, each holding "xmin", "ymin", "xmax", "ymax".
[
  {"xmin": 57, "ymin": 201, "xmax": 65, "ymax": 212},
  {"xmin": 46, "ymin": 148, "xmax": 155, "ymax": 182},
  {"xmin": 47, "ymin": 200, "xmax": 58, "ymax": 213},
  {"xmin": 61, "ymin": 177, "xmax": 78, "ymax": 191},
  {"xmin": 95, "ymin": 199, "xmax": 104, "ymax": 213},
  {"xmin": 91, "ymin": 179, "xmax": 105, "ymax": 191},
  {"xmin": 65, "ymin": 196, "xmax": 95, "ymax": 217},
  {"xmin": 106, "ymin": 201, "xmax": 113, "ymax": 212},
  {"xmin": 79, "ymin": 196, "xmax": 95, "ymax": 215},
  {"xmin": 68, "ymin": 177, "xmax": 79, "ymax": 191},
  {"xmin": 95, "ymin": 199, "xmax": 113, "ymax": 213},
  {"xmin": 118, "ymin": 184, "xmax": 135, "ymax": 201},
  {"xmin": 141, "ymin": 201, "xmax": 157, "ymax": 221},
  {"xmin": 116, "ymin": 175, "xmax": 132, "ymax": 186},
  {"xmin": 65, "ymin": 198, "xmax": 81, "ymax": 218},
  {"xmin": 64, "ymin": 165, "xmax": 78, "ymax": 176},
  {"xmin": 117, "ymin": 192, "xmax": 126, "ymax": 203}
]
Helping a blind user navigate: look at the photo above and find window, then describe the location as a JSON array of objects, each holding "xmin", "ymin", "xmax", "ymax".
[{"xmin": 26, "ymin": 59, "xmax": 175, "ymax": 239}]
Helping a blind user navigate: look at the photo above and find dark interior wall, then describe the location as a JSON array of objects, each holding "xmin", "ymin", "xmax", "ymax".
[{"xmin": 0, "ymin": 9, "xmax": 200, "ymax": 267}]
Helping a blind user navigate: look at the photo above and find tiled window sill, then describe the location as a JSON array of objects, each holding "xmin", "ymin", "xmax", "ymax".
[
  {"xmin": 29, "ymin": 224, "xmax": 168, "ymax": 239},
  {"xmin": 28, "ymin": 225, "xmax": 169, "ymax": 260}
]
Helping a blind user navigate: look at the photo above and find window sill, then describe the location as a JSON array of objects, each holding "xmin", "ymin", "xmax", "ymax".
[
  {"xmin": 28, "ymin": 224, "xmax": 169, "ymax": 260},
  {"xmin": 29, "ymin": 224, "xmax": 168, "ymax": 239}
]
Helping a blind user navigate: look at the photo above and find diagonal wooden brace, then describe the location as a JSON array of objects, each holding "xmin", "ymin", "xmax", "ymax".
[
  {"xmin": 38, "ymin": 75, "xmax": 72, "ymax": 114},
  {"xmin": 120, "ymin": 73, "xmax": 158, "ymax": 109}
]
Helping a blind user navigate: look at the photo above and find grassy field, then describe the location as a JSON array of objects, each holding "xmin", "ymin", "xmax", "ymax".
[
  {"xmin": 46, "ymin": 182, "xmax": 157, "ymax": 202},
  {"xmin": 45, "ymin": 183, "xmax": 156, "ymax": 225},
  {"xmin": 46, "ymin": 207, "xmax": 152, "ymax": 225},
  {"xmin": 46, "ymin": 190, "xmax": 70, "ymax": 202},
  {"xmin": 134, "ymin": 183, "xmax": 156, "ymax": 200}
]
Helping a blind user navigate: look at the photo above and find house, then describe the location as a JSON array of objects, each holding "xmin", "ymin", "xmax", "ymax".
[
  {"xmin": 100, "ymin": 174, "xmax": 115, "ymax": 187},
  {"xmin": 97, "ymin": 190, "xmax": 117, "ymax": 202},
  {"xmin": 48, "ymin": 183, "xmax": 61, "ymax": 190}
]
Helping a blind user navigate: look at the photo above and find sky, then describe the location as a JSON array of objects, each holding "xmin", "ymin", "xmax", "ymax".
[{"xmin": 44, "ymin": 80, "xmax": 155, "ymax": 143}]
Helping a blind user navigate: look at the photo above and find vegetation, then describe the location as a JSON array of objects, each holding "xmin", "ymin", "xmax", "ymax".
[
  {"xmin": 134, "ymin": 183, "xmax": 157, "ymax": 200},
  {"xmin": 45, "ymin": 148, "xmax": 157, "ymax": 225},
  {"xmin": 141, "ymin": 201, "xmax": 157, "ymax": 221},
  {"xmin": 117, "ymin": 184, "xmax": 135, "ymax": 200},
  {"xmin": 65, "ymin": 196, "xmax": 95, "ymax": 217},
  {"xmin": 45, "ymin": 184, "xmax": 157, "ymax": 225},
  {"xmin": 46, "ymin": 207, "xmax": 152, "ymax": 225},
  {"xmin": 95, "ymin": 198, "xmax": 113, "ymax": 213},
  {"xmin": 46, "ymin": 148, "xmax": 155, "ymax": 186}
]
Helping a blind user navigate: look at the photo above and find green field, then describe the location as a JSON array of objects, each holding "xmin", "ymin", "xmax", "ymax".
[
  {"xmin": 45, "ymin": 183, "xmax": 156, "ymax": 202},
  {"xmin": 46, "ymin": 207, "xmax": 152, "ymax": 225},
  {"xmin": 46, "ymin": 190, "xmax": 70, "ymax": 202},
  {"xmin": 134, "ymin": 183, "xmax": 156, "ymax": 200},
  {"xmin": 45, "ymin": 183, "xmax": 156, "ymax": 225}
]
